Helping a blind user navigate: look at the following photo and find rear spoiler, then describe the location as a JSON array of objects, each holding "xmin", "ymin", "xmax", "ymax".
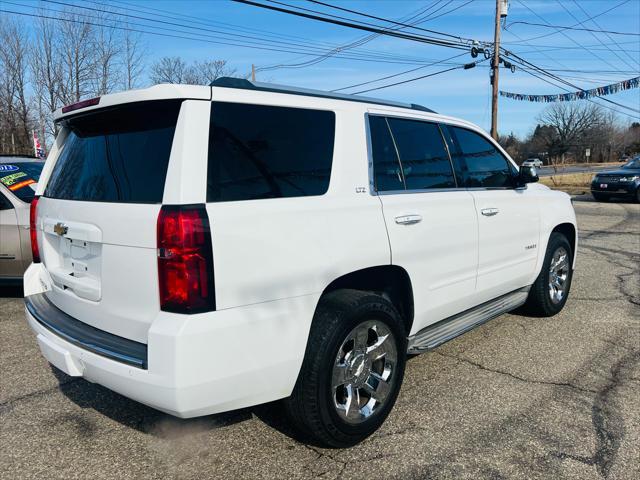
[{"xmin": 54, "ymin": 84, "xmax": 212, "ymax": 122}]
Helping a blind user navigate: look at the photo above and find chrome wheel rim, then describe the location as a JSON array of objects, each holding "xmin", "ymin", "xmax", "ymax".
[
  {"xmin": 548, "ymin": 246, "xmax": 570, "ymax": 304},
  {"xmin": 331, "ymin": 320, "xmax": 397, "ymax": 424}
]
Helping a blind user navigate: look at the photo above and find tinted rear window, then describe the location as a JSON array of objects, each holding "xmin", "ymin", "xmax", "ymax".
[
  {"xmin": 0, "ymin": 162, "xmax": 43, "ymax": 203},
  {"xmin": 44, "ymin": 100, "xmax": 182, "ymax": 203},
  {"xmin": 207, "ymin": 102, "xmax": 335, "ymax": 202}
]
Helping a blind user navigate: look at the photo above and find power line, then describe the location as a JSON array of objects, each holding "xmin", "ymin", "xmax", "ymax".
[
  {"xmin": 352, "ymin": 62, "xmax": 482, "ymax": 95},
  {"xmin": 257, "ymin": 1, "xmax": 448, "ymax": 72},
  {"xmin": 231, "ymin": 0, "xmax": 477, "ymax": 50},
  {"xmin": 508, "ymin": 0, "xmax": 633, "ymax": 43},
  {"xmin": 333, "ymin": 52, "xmax": 469, "ymax": 92},
  {"xmin": 304, "ymin": 0, "xmax": 471, "ymax": 42},
  {"xmin": 555, "ymin": 0, "xmax": 637, "ymax": 72},
  {"xmin": 3, "ymin": 3, "xmax": 460, "ymax": 66},
  {"xmin": 570, "ymin": 0, "xmax": 639, "ymax": 69},
  {"xmin": 512, "ymin": 0, "xmax": 632, "ymax": 76},
  {"xmin": 506, "ymin": 20, "xmax": 640, "ymax": 36},
  {"xmin": 42, "ymin": 0, "xmax": 441, "ymax": 64}
]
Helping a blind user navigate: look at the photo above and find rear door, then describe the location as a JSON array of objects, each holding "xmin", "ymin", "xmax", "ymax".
[
  {"xmin": 441, "ymin": 125, "xmax": 540, "ymax": 301},
  {"xmin": 35, "ymin": 100, "xmax": 183, "ymax": 343},
  {"xmin": 370, "ymin": 115, "xmax": 479, "ymax": 333}
]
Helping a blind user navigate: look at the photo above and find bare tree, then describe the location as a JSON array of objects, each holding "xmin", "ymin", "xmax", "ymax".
[
  {"xmin": 31, "ymin": 11, "xmax": 63, "ymax": 142},
  {"xmin": 57, "ymin": 10, "xmax": 95, "ymax": 103},
  {"xmin": 536, "ymin": 102, "xmax": 604, "ymax": 163},
  {"xmin": 150, "ymin": 56, "xmax": 187, "ymax": 84},
  {"xmin": 121, "ymin": 27, "xmax": 145, "ymax": 90},
  {"xmin": 151, "ymin": 57, "xmax": 235, "ymax": 85},
  {"xmin": 90, "ymin": 9, "xmax": 122, "ymax": 95},
  {"xmin": 184, "ymin": 59, "xmax": 236, "ymax": 85},
  {"xmin": 0, "ymin": 17, "xmax": 32, "ymax": 154}
]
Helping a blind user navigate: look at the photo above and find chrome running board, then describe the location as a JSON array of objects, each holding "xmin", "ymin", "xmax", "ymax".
[{"xmin": 407, "ymin": 286, "xmax": 530, "ymax": 354}]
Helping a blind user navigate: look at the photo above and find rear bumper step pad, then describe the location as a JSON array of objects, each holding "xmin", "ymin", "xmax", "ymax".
[{"xmin": 25, "ymin": 293, "xmax": 148, "ymax": 369}]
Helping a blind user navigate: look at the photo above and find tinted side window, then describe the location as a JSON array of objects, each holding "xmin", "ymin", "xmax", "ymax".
[
  {"xmin": 207, "ymin": 102, "xmax": 335, "ymax": 202},
  {"xmin": 45, "ymin": 101, "xmax": 181, "ymax": 203},
  {"xmin": 387, "ymin": 118, "xmax": 455, "ymax": 190},
  {"xmin": 444, "ymin": 126, "xmax": 514, "ymax": 188},
  {"xmin": 369, "ymin": 116, "xmax": 404, "ymax": 191}
]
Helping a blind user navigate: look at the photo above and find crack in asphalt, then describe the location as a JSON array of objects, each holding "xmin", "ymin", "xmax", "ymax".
[
  {"xmin": 0, "ymin": 378, "xmax": 81, "ymax": 416},
  {"xmin": 550, "ymin": 351, "xmax": 640, "ymax": 479},
  {"xmin": 434, "ymin": 351, "xmax": 597, "ymax": 394},
  {"xmin": 581, "ymin": 244, "xmax": 640, "ymax": 307},
  {"xmin": 301, "ymin": 442, "xmax": 397, "ymax": 479}
]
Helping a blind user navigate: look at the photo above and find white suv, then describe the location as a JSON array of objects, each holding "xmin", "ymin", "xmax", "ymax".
[{"xmin": 24, "ymin": 78, "xmax": 577, "ymax": 447}]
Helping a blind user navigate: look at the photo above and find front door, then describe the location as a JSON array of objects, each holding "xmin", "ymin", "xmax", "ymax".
[
  {"xmin": 440, "ymin": 125, "xmax": 540, "ymax": 301},
  {"xmin": 368, "ymin": 114, "xmax": 479, "ymax": 334}
]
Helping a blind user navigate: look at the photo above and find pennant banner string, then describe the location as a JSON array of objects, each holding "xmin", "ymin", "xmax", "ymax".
[{"xmin": 499, "ymin": 76, "xmax": 639, "ymax": 103}]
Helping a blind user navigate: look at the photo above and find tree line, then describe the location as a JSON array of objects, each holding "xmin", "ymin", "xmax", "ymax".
[
  {"xmin": 0, "ymin": 12, "xmax": 235, "ymax": 155},
  {"xmin": 499, "ymin": 102, "xmax": 639, "ymax": 165}
]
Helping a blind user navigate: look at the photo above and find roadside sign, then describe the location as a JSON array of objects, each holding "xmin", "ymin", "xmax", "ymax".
[{"xmin": 585, "ymin": 148, "xmax": 591, "ymax": 157}]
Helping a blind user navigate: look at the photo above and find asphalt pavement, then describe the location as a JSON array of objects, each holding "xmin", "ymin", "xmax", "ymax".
[{"xmin": 1, "ymin": 196, "xmax": 638, "ymax": 480}]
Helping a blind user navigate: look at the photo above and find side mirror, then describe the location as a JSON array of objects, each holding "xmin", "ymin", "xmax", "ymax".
[{"xmin": 517, "ymin": 165, "xmax": 539, "ymax": 187}]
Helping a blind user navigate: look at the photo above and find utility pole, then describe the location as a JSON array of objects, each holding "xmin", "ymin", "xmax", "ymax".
[
  {"xmin": 490, "ymin": 0, "xmax": 502, "ymax": 140},
  {"xmin": 251, "ymin": 64, "xmax": 256, "ymax": 82}
]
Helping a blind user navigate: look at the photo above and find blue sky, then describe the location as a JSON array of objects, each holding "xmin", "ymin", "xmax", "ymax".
[{"xmin": 8, "ymin": 0, "xmax": 640, "ymax": 137}]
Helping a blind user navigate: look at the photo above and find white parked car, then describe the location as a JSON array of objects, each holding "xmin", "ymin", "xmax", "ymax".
[
  {"xmin": 522, "ymin": 158, "xmax": 543, "ymax": 168},
  {"xmin": 24, "ymin": 79, "xmax": 577, "ymax": 447}
]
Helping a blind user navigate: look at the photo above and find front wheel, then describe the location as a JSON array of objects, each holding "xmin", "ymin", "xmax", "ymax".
[
  {"xmin": 284, "ymin": 289, "xmax": 407, "ymax": 447},
  {"xmin": 521, "ymin": 232, "xmax": 573, "ymax": 317}
]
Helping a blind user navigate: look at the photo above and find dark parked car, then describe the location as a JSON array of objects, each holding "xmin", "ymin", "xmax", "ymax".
[{"xmin": 591, "ymin": 156, "xmax": 640, "ymax": 202}]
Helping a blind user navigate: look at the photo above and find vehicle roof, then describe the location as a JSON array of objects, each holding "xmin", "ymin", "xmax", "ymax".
[
  {"xmin": 0, "ymin": 155, "xmax": 42, "ymax": 163},
  {"xmin": 52, "ymin": 78, "xmax": 480, "ymax": 133},
  {"xmin": 209, "ymin": 77, "xmax": 436, "ymax": 113}
]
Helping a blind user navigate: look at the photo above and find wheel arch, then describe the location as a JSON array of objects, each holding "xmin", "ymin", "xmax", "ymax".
[
  {"xmin": 551, "ymin": 222, "xmax": 577, "ymax": 265},
  {"xmin": 319, "ymin": 265, "xmax": 415, "ymax": 336}
]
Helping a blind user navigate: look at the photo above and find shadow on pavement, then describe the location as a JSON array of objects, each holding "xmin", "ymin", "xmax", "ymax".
[{"xmin": 51, "ymin": 366, "xmax": 256, "ymax": 440}]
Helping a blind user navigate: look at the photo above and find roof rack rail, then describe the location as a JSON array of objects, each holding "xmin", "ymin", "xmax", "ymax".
[{"xmin": 210, "ymin": 77, "xmax": 436, "ymax": 114}]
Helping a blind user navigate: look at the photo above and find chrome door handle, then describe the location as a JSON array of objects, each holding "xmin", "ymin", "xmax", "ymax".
[
  {"xmin": 395, "ymin": 214, "xmax": 422, "ymax": 225},
  {"xmin": 481, "ymin": 208, "xmax": 499, "ymax": 217}
]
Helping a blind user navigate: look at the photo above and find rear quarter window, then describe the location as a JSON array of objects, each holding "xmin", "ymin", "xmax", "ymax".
[
  {"xmin": 207, "ymin": 102, "xmax": 335, "ymax": 202},
  {"xmin": 44, "ymin": 100, "xmax": 182, "ymax": 203}
]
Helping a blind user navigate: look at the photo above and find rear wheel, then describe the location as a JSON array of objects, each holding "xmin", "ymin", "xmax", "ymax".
[
  {"xmin": 522, "ymin": 232, "xmax": 573, "ymax": 317},
  {"xmin": 284, "ymin": 289, "xmax": 407, "ymax": 447}
]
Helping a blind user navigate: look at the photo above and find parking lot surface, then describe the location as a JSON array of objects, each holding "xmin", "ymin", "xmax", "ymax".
[{"xmin": 1, "ymin": 196, "xmax": 638, "ymax": 480}]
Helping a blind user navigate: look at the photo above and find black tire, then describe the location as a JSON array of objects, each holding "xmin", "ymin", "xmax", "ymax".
[
  {"xmin": 521, "ymin": 232, "xmax": 573, "ymax": 317},
  {"xmin": 284, "ymin": 289, "xmax": 407, "ymax": 448},
  {"xmin": 635, "ymin": 188, "xmax": 640, "ymax": 204},
  {"xmin": 592, "ymin": 192, "xmax": 607, "ymax": 202}
]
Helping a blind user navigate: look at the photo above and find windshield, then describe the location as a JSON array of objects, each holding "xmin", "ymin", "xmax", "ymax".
[
  {"xmin": 0, "ymin": 162, "xmax": 44, "ymax": 203},
  {"xmin": 623, "ymin": 158, "xmax": 640, "ymax": 169}
]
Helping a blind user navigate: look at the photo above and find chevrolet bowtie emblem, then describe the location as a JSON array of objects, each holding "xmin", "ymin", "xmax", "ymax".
[{"xmin": 53, "ymin": 222, "xmax": 68, "ymax": 236}]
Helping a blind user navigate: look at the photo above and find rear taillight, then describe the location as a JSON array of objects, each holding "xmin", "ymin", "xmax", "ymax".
[
  {"xmin": 157, "ymin": 204, "xmax": 215, "ymax": 314},
  {"xmin": 30, "ymin": 196, "xmax": 41, "ymax": 263}
]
